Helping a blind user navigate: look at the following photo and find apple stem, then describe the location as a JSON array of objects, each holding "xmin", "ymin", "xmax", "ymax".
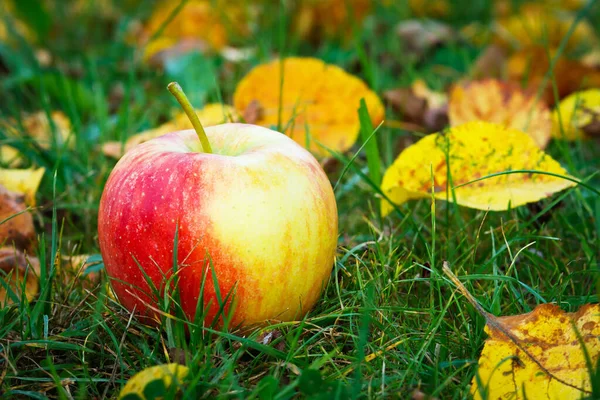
[{"xmin": 167, "ymin": 82, "xmax": 213, "ymax": 154}]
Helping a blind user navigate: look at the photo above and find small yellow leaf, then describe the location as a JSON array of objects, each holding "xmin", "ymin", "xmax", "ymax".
[
  {"xmin": 2, "ymin": 111, "xmax": 72, "ymax": 149},
  {"xmin": 233, "ymin": 57, "xmax": 384, "ymax": 156},
  {"xmin": 552, "ymin": 89, "xmax": 600, "ymax": 141},
  {"xmin": 0, "ymin": 168, "xmax": 45, "ymax": 206},
  {"xmin": 0, "ymin": 145, "xmax": 22, "ymax": 167},
  {"xmin": 471, "ymin": 304, "xmax": 600, "ymax": 400},
  {"xmin": 448, "ymin": 79, "xmax": 552, "ymax": 148},
  {"xmin": 119, "ymin": 363, "xmax": 189, "ymax": 400},
  {"xmin": 102, "ymin": 104, "xmax": 239, "ymax": 158},
  {"xmin": 380, "ymin": 121, "xmax": 576, "ymax": 215}
]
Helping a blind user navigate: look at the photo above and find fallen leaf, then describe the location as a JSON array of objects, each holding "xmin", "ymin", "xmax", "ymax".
[
  {"xmin": 396, "ymin": 20, "xmax": 456, "ymax": 56},
  {"xmin": 494, "ymin": 4, "xmax": 597, "ymax": 52},
  {"xmin": 0, "ymin": 185, "xmax": 36, "ymax": 253},
  {"xmin": 469, "ymin": 45, "xmax": 506, "ymax": 79},
  {"xmin": 380, "ymin": 121, "xmax": 576, "ymax": 215},
  {"xmin": 0, "ymin": 167, "xmax": 45, "ymax": 206},
  {"xmin": 233, "ymin": 57, "xmax": 384, "ymax": 156},
  {"xmin": 139, "ymin": 0, "xmax": 251, "ymax": 65},
  {"xmin": 507, "ymin": 48, "xmax": 600, "ymax": 106},
  {"xmin": 552, "ymin": 89, "xmax": 600, "ymax": 140},
  {"xmin": 2, "ymin": 111, "xmax": 71, "ymax": 149},
  {"xmin": 471, "ymin": 304, "xmax": 600, "ymax": 399},
  {"xmin": 293, "ymin": 0, "xmax": 372, "ymax": 43},
  {"xmin": 408, "ymin": 0, "xmax": 449, "ymax": 18},
  {"xmin": 0, "ymin": 145, "xmax": 22, "ymax": 167},
  {"xmin": 0, "ymin": 246, "xmax": 40, "ymax": 306},
  {"xmin": 448, "ymin": 79, "xmax": 552, "ymax": 148},
  {"xmin": 384, "ymin": 80, "xmax": 448, "ymax": 133},
  {"xmin": 442, "ymin": 262, "xmax": 600, "ymax": 400},
  {"xmin": 119, "ymin": 363, "xmax": 189, "ymax": 400},
  {"xmin": 102, "ymin": 104, "xmax": 239, "ymax": 158}
]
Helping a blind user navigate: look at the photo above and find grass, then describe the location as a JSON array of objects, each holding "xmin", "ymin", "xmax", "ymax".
[{"xmin": 1, "ymin": 0, "xmax": 600, "ymax": 398}]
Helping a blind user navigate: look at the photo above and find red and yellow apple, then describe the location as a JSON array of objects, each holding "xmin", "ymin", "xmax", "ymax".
[{"xmin": 98, "ymin": 85, "xmax": 338, "ymax": 327}]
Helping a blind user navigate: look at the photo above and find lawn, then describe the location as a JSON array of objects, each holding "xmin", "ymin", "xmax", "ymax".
[{"xmin": 1, "ymin": 0, "xmax": 600, "ymax": 398}]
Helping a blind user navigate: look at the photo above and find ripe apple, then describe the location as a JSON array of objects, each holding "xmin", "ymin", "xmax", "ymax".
[{"xmin": 98, "ymin": 83, "xmax": 338, "ymax": 328}]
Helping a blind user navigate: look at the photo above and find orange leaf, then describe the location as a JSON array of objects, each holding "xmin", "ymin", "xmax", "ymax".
[
  {"xmin": 233, "ymin": 57, "xmax": 384, "ymax": 156},
  {"xmin": 448, "ymin": 79, "xmax": 552, "ymax": 148}
]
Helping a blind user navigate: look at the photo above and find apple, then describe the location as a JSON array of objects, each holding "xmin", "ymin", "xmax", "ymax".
[{"xmin": 98, "ymin": 83, "xmax": 338, "ymax": 328}]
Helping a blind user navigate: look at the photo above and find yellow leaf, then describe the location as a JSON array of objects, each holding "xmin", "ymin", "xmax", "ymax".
[
  {"xmin": 472, "ymin": 304, "xmax": 600, "ymax": 399},
  {"xmin": 552, "ymin": 89, "xmax": 600, "ymax": 141},
  {"xmin": 102, "ymin": 104, "xmax": 239, "ymax": 158},
  {"xmin": 448, "ymin": 79, "xmax": 552, "ymax": 148},
  {"xmin": 119, "ymin": 364, "xmax": 189, "ymax": 400},
  {"xmin": 2, "ymin": 111, "xmax": 72, "ymax": 149},
  {"xmin": 0, "ymin": 145, "xmax": 22, "ymax": 167},
  {"xmin": 0, "ymin": 167, "xmax": 45, "ymax": 206},
  {"xmin": 233, "ymin": 57, "xmax": 384, "ymax": 157},
  {"xmin": 380, "ymin": 121, "xmax": 576, "ymax": 215}
]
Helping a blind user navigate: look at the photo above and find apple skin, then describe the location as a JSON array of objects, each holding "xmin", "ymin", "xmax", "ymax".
[{"xmin": 98, "ymin": 123, "xmax": 338, "ymax": 327}]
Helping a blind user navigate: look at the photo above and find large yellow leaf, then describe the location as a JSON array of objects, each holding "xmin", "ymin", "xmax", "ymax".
[
  {"xmin": 472, "ymin": 303, "xmax": 600, "ymax": 399},
  {"xmin": 552, "ymin": 89, "xmax": 600, "ymax": 141},
  {"xmin": 102, "ymin": 104, "xmax": 239, "ymax": 158},
  {"xmin": 380, "ymin": 121, "xmax": 576, "ymax": 215},
  {"xmin": 448, "ymin": 79, "xmax": 552, "ymax": 148},
  {"xmin": 233, "ymin": 57, "xmax": 384, "ymax": 157}
]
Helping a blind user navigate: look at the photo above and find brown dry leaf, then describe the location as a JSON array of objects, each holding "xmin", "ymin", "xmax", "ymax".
[
  {"xmin": 380, "ymin": 121, "xmax": 576, "ymax": 215},
  {"xmin": 384, "ymin": 80, "xmax": 448, "ymax": 133},
  {"xmin": 293, "ymin": 0, "xmax": 371, "ymax": 42},
  {"xmin": 102, "ymin": 104, "xmax": 239, "ymax": 158},
  {"xmin": 469, "ymin": 45, "xmax": 507, "ymax": 79},
  {"xmin": 0, "ymin": 185, "xmax": 36, "ymax": 253},
  {"xmin": 508, "ymin": 48, "xmax": 600, "ymax": 106},
  {"xmin": 471, "ymin": 304, "xmax": 600, "ymax": 399},
  {"xmin": 494, "ymin": 4, "xmax": 597, "ymax": 52},
  {"xmin": 139, "ymin": 0, "xmax": 251, "ymax": 65},
  {"xmin": 2, "ymin": 111, "xmax": 72, "ymax": 149},
  {"xmin": 552, "ymin": 89, "xmax": 600, "ymax": 140},
  {"xmin": 0, "ymin": 247, "xmax": 40, "ymax": 306},
  {"xmin": 448, "ymin": 79, "xmax": 552, "ymax": 148},
  {"xmin": 233, "ymin": 57, "xmax": 384, "ymax": 156},
  {"xmin": 396, "ymin": 20, "xmax": 456, "ymax": 56},
  {"xmin": 0, "ymin": 167, "xmax": 45, "ymax": 206}
]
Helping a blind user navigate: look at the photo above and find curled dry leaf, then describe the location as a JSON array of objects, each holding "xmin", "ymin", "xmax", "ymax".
[
  {"xmin": 552, "ymin": 89, "xmax": 600, "ymax": 140},
  {"xmin": 508, "ymin": 48, "xmax": 600, "ymax": 106},
  {"xmin": 0, "ymin": 167, "xmax": 45, "ymax": 206},
  {"xmin": 396, "ymin": 19, "xmax": 456, "ymax": 56},
  {"xmin": 119, "ymin": 363, "xmax": 189, "ymax": 400},
  {"xmin": 139, "ymin": 0, "xmax": 251, "ymax": 65},
  {"xmin": 494, "ymin": 4, "xmax": 597, "ymax": 52},
  {"xmin": 0, "ymin": 185, "xmax": 36, "ymax": 253},
  {"xmin": 471, "ymin": 304, "xmax": 600, "ymax": 399},
  {"xmin": 448, "ymin": 79, "xmax": 552, "ymax": 148},
  {"xmin": 380, "ymin": 121, "xmax": 576, "ymax": 215},
  {"xmin": 102, "ymin": 104, "xmax": 239, "ymax": 159},
  {"xmin": 293, "ymin": 0, "xmax": 372, "ymax": 42},
  {"xmin": 384, "ymin": 79, "xmax": 448, "ymax": 133},
  {"xmin": 1, "ymin": 111, "xmax": 72, "ymax": 149},
  {"xmin": 0, "ymin": 247, "xmax": 40, "ymax": 306},
  {"xmin": 233, "ymin": 57, "xmax": 384, "ymax": 156}
]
